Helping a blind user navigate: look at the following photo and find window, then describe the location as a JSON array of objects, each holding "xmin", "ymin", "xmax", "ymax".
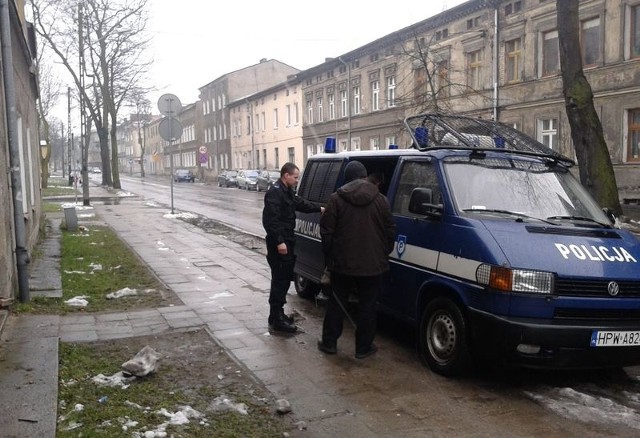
[
  {"xmin": 392, "ymin": 161, "xmax": 442, "ymax": 217},
  {"xmin": 246, "ymin": 116, "xmax": 251, "ymax": 135},
  {"xmin": 467, "ymin": 50, "xmax": 482, "ymax": 89},
  {"xmin": 307, "ymin": 144, "xmax": 314, "ymax": 159},
  {"xmin": 275, "ymin": 148, "xmax": 279, "ymax": 168},
  {"xmin": 541, "ymin": 30, "xmax": 559, "ymax": 76},
  {"xmin": 352, "ymin": 138, "xmax": 361, "ymax": 151},
  {"xmin": 288, "ymin": 147, "xmax": 295, "ymax": 163},
  {"xmin": 340, "ymin": 139, "xmax": 348, "ymax": 152},
  {"xmin": 504, "ymin": 1, "xmax": 522, "ymax": 16},
  {"xmin": 307, "ymin": 99, "xmax": 313, "ymax": 124},
  {"xmin": 370, "ymin": 137, "xmax": 380, "ymax": 150},
  {"xmin": 294, "ymin": 102, "xmax": 299, "ymax": 124},
  {"xmin": 353, "ymin": 86, "xmax": 360, "ymax": 115},
  {"xmin": 537, "ymin": 118, "xmax": 558, "ymax": 150},
  {"xmin": 627, "ymin": 109, "xmax": 640, "ymax": 162},
  {"xmin": 581, "ymin": 17, "xmax": 601, "ymax": 66},
  {"xmin": 436, "ymin": 60, "xmax": 449, "ymax": 97},
  {"xmin": 328, "ymin": 94, "xmax": 335, "ymax": 120},
  {"xmin": 273, "ymin": 108, "xmax": 279, "ymax": 129},
  {"xmin": 632, "ymin": 5, "xmax": 640, "ymax": 59},
  {"xmin": 317, "ymin": 97, "xmax": 324, "ymax": 122},
  {"xmin": 505, "ymin": 38, "xmax": 522, "ymax": 83},
  {"xmin": 371, "ymin": 80, "xmax": 379, "ymax": 111},
  {"xmin": 385, "ymin": 135, "xmax": 396, "ymax": 148},
  {"xmin": 387, "ymin": 76, "xmax": 396, "ymax": 107},
  {"xmin": 286, "ymin": 104, "xmax": 291, "ymax": 126},
  {"xmin": 340, "ymin": 90, "xmax": 348, "ymax": 118}
]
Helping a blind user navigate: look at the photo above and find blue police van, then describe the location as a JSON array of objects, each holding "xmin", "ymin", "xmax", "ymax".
[{"xmin": 293, "ymin": 113, "xmax": 640, "ymax": 376}]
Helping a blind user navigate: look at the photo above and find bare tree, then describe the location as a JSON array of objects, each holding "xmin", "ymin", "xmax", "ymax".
[
  {"xmin": 34, "ymin": 53, "xmax": 62, "ymax": 187},
  {"xmin": 395, "ymin": 30, "xmax": 492, "ymax": 117},
  {"xmin": 556, "ymin": 0, "xmax": 622, "ymax": 216},
  {"xmin": 30, "ymin": 0, "xmax": 151, "ymax": 190},
  {"xmin": 128, "ymin": 87, "xmax": 151, "ymax": 177},
  {"xmin": 82, "ymin": 0, "xmax": 151, "ymax": 189}
]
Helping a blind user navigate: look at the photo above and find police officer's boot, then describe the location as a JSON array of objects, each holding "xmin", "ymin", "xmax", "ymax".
[{"xmin": 268, "ymin": 309, "xmax": 297, "ymax": 333}]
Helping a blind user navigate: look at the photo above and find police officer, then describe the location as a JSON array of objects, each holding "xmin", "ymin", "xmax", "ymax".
[{"xmin": 262, "ymin": 162, "xmax": 323, "ymax": 332}]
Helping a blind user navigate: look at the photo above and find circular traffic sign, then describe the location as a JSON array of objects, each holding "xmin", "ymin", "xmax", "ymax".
[
  {"xmin": 158, "ymin": 117, "xmax": 183, "ymax": 141},
  {"xmin": 157, "ymin": 94, "xmax": 182, "ymax": 116},
  {"xmin": 198, "ymin": 146, "xmax": 207, "ymax": 154}
]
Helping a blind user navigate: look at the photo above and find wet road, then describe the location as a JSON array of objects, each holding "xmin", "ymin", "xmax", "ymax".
[{"xmin": 107, "ymin": 174, "xmax": 640, "ymax": 436}]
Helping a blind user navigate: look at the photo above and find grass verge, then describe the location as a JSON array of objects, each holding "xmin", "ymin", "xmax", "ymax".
[
  {"xmin": 57, "ymin": 329, "xmax": 292, "ymax": 437},
  {"xmin": 14, "ymin": 224, "xmax": 181, "ymax": 314}
]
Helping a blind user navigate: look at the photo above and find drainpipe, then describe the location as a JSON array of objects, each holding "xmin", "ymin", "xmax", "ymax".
[
  {"xmin": 492, "ymin": 5, "xmax": 499, "ymax": 120},
  {"xmin": 1, "ymin": 0, "xmax": 30, "ymax": 302}
]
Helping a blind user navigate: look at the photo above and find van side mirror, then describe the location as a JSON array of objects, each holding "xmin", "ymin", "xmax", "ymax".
[{"xmin": 408, "ymin": 188, "xmax": 443, "ymax": 217}]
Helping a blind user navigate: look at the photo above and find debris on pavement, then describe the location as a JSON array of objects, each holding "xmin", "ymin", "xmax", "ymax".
[
  {"xmin": 276, "ymin": 399, "xmax": 292, "ymax": 414},
  {"xmin": 106, "ymin": 287, "xmax": 138, "ymax": 299},
  {"xmin": 209, "ymin": 395, "xmax": 248, "ymax": 415},
  {"xmin": 64, "ymin": 296, "xmax": 89, "ymax": 307},
  {"xmin": 121, "ymin": 345, "xmax": 161, "ymax": 377}
]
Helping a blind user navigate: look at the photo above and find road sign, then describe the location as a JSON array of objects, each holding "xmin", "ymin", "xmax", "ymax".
[
  {"xmin": 198, "ymin": 146, "xmax": 207, "ymax": 154},
  {"xmin": 157, "ymin": 94, "xmax": 182, "ymax": 116},
  {"xmin": 158, "ymin": 117, "xmax": 183, "ymax": 141}
]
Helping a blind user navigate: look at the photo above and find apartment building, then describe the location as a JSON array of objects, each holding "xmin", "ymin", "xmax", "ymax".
[
  {"xmin": 229, "ymin": 77, "xmax": 304, "ymax": 171},
  {"xmin": 198, "ymin": 59, "xmax": 299, "ymax": 175},
  {"xmin": 1, "ymin": 0, "xmax": 42, "ymax": 301},
  {"xmin": 298, "ymin": 0, "xmax": 640, "ymax": 201}
]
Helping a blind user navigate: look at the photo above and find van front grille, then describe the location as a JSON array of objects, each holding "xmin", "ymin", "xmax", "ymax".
[{"xmin": 555, "ymin": 279, "xmax": 640, "ymax": 297}]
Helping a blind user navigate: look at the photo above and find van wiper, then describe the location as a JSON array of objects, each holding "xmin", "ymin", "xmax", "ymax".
[
  {"xmin": 463, "ymin": 208, "xmax": 557, "ymax": 225},
  {"xmin": 546, "ymin": 215, "xmax": 610, "ymax": 228}
]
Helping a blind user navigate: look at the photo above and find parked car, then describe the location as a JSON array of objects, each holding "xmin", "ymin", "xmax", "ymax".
[
  {"xmin": 217, "ymin": 170, "xmax": 238, "ymax": 187},
  {"xmin": 236, "ymin": 169, "xmax": 260, "ymax": 190},
  {"xmin": 256, "ymin": 170, "xmax": 280, "ymax": 192},
  {"xmin": 174, "ymin": 168, "xmax": 195, "ymax": 182}
]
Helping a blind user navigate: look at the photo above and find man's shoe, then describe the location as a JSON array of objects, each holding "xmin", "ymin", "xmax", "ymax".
[
  {"xmin": 317, "ymin": 340, "xmax": 337, "ymax": 355},
  {"xmin": 355, "ymin": 344, "xmax": 378, "ymax": 359},
  {"xmin": 268, "ymin": 310, "xmax": 294, "ymax": 325},
  {"xmin": 269, "ymin": 317, "xmax": 297, "ymax": 333}
]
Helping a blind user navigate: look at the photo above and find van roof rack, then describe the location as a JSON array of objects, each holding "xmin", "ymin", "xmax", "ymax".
[{"xmin": 405, "ymin": 113, "xmax": 575, "ymax": 166}]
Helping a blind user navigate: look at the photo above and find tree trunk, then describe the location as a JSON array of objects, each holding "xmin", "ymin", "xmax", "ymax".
[
  {"xmin": 110, "ymin": 122, "xmax": 122, "ymax": 189},
  {"xmin": 556, "ymin": 0, "xmax": 622, "ymax": 216}
]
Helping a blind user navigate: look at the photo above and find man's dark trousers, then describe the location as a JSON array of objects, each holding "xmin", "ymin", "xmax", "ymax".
[
  {"xmin": 322, "ymin": 272, "xmax": 382, "ymax": 354},
  {"xmin": 266, "ymin": 240, "xmax": 296, "ymax": 316}
]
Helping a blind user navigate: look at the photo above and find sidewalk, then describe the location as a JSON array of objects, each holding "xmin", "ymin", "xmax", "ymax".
[{"xmin": 0, "ymin": 185, "xmax": 382, "ymax": 437}]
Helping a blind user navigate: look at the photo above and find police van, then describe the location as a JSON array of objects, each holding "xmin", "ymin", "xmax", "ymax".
[{"xmin": 293, "ymin": 113, "xmax": 640, "ymax": 376}]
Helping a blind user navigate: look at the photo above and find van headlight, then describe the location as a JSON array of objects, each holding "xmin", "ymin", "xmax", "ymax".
[{"xmin": 476, "ymin": 264, "xmax": 553, "ymax": 294}]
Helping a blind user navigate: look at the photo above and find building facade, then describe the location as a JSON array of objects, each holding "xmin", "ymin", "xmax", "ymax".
[
  {"xmin": 198, "ymin": 59, "xmax": 299, "ymax": 175},
  {"xmin": 229, "ymin": 77, "xmax": 304, "ymax": 171},
  {"xmin": 1, "ymin": 0, "xmax": 43, "ymax": 301},
  {"xmin": 298, "ymin": 0, "xmax": 640, "ymax": 202}
]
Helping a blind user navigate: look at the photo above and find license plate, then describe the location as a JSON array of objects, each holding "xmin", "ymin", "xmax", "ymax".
[{"xmin": 591, "ymin": 330, "xmax": 640, "ymax": 347}]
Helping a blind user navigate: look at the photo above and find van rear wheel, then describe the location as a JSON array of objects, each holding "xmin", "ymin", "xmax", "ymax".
[
  {"xmin": 419, "ymin": 297, "xmax": 471, "ymax": 377},
  {"xmin": 294, "ymin": 274, "xmax": 320, "ymax": 299}
]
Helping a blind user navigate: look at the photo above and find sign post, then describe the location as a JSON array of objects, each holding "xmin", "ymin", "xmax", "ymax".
[{"xmin": 157, "ymin": 94, "xmax": 183, "ymax": 214}]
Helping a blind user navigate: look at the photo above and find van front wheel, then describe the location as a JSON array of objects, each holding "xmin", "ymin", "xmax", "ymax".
[
  {"xmin": 294, "ymin": 274, "xmax": 320, "ymax": 299},
  {"xmin": 419, "ymin": 297, "xmax": 471, "ymax": 377}
]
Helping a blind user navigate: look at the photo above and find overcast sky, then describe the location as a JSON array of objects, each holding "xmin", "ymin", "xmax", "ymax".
[{"xmin": 146, "ymin": 0, "xmax": 468, "ymax": 111}]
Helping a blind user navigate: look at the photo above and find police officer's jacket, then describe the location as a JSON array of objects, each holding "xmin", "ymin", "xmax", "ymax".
[{"xmin": 262, "ymin": 180, "xmax": 321, "ymax": 246}]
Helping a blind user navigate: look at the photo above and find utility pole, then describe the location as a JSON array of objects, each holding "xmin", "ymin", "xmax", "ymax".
[
  {"xmin": 67, "ymin": 86, "xmax": 72, "ymax": 185},
  {"xmin": 78, "ymin": 3, "xmax": 89, "ymax": 206}
]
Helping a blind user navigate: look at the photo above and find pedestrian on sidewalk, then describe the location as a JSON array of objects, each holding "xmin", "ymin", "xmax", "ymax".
[
  {"xmin": 262, "ymin": 162, "xmax": 324, "ymax": 333},
  {"xmin": 318, "ymin": 161, "xmax": 396, "ymax": 358}
]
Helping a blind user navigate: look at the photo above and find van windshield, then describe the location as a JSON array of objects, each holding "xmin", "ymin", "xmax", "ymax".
[{"xmin": 443, "ymin": 157, "xmax": 610, "ymax": 225}]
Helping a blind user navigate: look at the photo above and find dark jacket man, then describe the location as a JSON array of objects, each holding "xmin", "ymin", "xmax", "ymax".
[
  {"xmin": 262, "ymin": 162, "xmax": 322, "ymax": 332},
  {"xmin": 318, "ymin": 161, "xmax": 396, "ymax": 358}
]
